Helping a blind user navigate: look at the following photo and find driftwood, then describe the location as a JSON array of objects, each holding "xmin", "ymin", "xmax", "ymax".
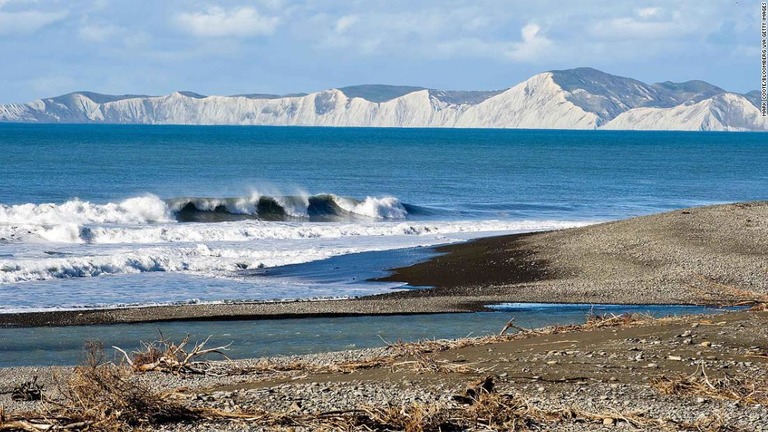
[
  {"xmin": 113, "ymin": 333, "xmax": 232, "ymax": 374},
  {"xmin": 499, "ymin": 318, "xmax": 531, "ymax": 336},
  {"xmin": 653, "ymin": 362, "xmax": 768, "ymax": 405},
  {"xmin": 11, "ymin": 377, "xmax": 42, "ymax": 402},
  {"xmin": 453, "ymin": 376, "xmax": 495, "ymax": 404}
]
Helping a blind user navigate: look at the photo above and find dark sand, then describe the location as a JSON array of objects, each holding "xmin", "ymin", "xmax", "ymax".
[
  {"xmin": 380, "ymin": 201, "xmax": 768, "ymax": 304},
  {"xmin": 1, "ymin": 201, "xmax": 766, "ymax": 327}
]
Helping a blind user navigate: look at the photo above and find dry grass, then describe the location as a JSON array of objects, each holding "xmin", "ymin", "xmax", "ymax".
[
  {"xmin": 0, "ymin": 395, "xmax": 664, "ymax": 432},
  {"xmin": 357, "ymin": 402, "xmax": 452, "ymax": 432},
  {"xmin": 48, "ymin": 341, "xmax": 201, "ymax": 430},
  {"xmin": 653, "ymin": 363, "xmax": 768, "ymax": 406},
  {"xmin": 351, "ymin": 390, "xmax": 659, "ymax": 432},
  {"xmin": 460, "ymin": 392, "xmax": 552, "ymax": 430},
  {"xmin": 0, "ymin": 341, "xmax": 204, "ymax": 431},
  {"xmin": 691, "ymin": 274, "xmax": 768, "ymax": 306},
  {"xmin": 674, "ymin": 414, "xmax": 744, "ymax": 432},
  {"xmin": 582, "ymin": 310, "xmax": 658, "ymax": 329}
]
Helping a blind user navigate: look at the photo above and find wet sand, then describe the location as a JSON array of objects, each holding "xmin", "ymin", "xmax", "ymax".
[{"xmin": 1, "ymin": 201, "xmax": 766, "ymax": 328}]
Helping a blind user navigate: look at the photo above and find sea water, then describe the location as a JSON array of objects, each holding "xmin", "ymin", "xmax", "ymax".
[{"xmin": 0, "ymin": 124, "xmax": 767, "ymax": 311}]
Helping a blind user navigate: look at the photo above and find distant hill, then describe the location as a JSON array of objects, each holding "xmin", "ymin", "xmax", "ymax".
[{"xmin": 0, "ymin": 68, "xmax": 764, "ymax": 131}]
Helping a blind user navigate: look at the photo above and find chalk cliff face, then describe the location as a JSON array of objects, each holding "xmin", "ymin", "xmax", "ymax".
[{"xmin": 0, "ymin": 68, "xmax": 764, "ymax": 131}]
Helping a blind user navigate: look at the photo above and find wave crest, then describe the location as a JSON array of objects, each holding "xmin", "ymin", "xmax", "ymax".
[
  {"xmin": 168, "ymin": 193, "xmax": 407, "ymax": 222},
  {"xmin": 0, "ymin": 195, "xmax": 172, "ymax": 226},
  {"xmin": 334, "ymin": 196, "xmax": 407, "ymax": 219},
  {"xmin": 0, "ymin": 193, "xmax": 409, "ymax": 229}
]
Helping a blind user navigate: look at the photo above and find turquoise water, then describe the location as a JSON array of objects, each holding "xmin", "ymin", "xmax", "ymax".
[
  {"xmin": 0, "ymin": 304, "xmax": 742, "ymax": 367},
  {"xmin": 0, "ymin": 125, "xmax": 766, "ymax": 310}
]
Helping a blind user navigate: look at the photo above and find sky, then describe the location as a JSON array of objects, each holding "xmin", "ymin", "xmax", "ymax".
[{"xmin": 0, "ymin": 0, "xmax": 760, "ymax": 103}]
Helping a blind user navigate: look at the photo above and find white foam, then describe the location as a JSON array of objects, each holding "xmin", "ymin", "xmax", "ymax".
[
  {"xmin": 334, "ymin": 195, "xmax": 407, "ymax": 219},
  {"xmin": 0, "ymin": 244, "xmax": 350, "ymax": 284},
  {"xmin": 0, "ymin": 219, "xmax": 592, "ymax": 284},
  {"xmin": 0, "ymin": 195, "xmax": 172, "ymax": 226},
  {"xmin": 2, "ymin": 219, "xmax": 585, "ymax": 245}
]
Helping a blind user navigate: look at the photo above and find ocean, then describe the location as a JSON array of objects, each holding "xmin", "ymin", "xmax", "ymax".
[{"xmin": 1, "ymin": 124, "xmax": 767, "ymax": 312}]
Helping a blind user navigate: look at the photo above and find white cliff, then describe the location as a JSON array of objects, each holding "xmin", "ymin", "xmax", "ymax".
[
  {"xmin": 602, "ymin": 93, "xmax": 768, "ymax": 131},
  {"xmin": 0, "ymin": 68, "xmax": 764, "ymax": 131}
]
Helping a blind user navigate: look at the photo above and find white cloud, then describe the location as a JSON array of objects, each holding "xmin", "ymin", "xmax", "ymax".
[
  {"xmin": 592, "ymin": 18, "xmax": 676, "ymax": 40},
  {"xmin": 505, "ymin": 23, "xmax": 552, "ymax": 61},
  {"xmin": 0, "ymin": 9, "xmax": 67, "ymax": 34},
  {"xmin": 312, "ymin": 6, "xmax": 560, "ymax": 64},
  {"xmin": 589, "ymin": 7, "xmax": 696, "ymax": 41},
  {"xmin": 433, "ymin": 22, "xmax": 553, "ymax": 63},
  {"xmin": 636, "ymin": 7, "xmax": 662, "ymax": 19},
  {"xmin": 79, "ymin": 22, "xmax": 120, "ymax": 42},
  {"xmin": 334, "ymin": 15, "xmax": 357, "ymax": 34},
  {"xmin": 176, "ymin": 6, "xmax": 280, "ymax": 38},
  {"xmin": 316, "ymin": 8, "xmax": 494, "ymax": 56}
]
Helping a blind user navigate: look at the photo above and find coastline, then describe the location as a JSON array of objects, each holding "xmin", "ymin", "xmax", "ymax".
[
  {"xmin": 1, "ymin": 201, "xmax": 766, "ymax": 328},
  {"xmin": 2, "ymin": 201, "xmax": 767, "ymax": 430}
]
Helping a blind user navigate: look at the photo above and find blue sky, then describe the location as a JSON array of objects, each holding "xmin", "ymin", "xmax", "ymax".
[{"xmin": 0, "ymin": 0, "xmax": 759, "ymax": 103}]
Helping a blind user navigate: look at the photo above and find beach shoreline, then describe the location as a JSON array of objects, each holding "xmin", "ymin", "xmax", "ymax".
[
  {"xmin": 2, "ymin": 201, "xmax": 767, "ymax": 430},
  {"xmin": 1, "ymin": 201, "xmax": 767, "ymax": 328},
  {"xmin": 2, "ymin": 308, "xmax": 767, "ymax": 430}
]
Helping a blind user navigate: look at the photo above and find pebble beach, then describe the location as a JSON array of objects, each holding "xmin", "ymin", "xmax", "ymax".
[{"xmin": 1, "ymin": 202, "xmax": 767, "ymax": 430}]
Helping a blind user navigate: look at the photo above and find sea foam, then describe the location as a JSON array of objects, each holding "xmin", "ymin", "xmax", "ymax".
[
  {"xmin": 0, "ymin": 219, "xmax": 590, "ymax": 283},
  {"xmin": 0, "ymin": 195, "xmax": 172, "ymax": 226}
]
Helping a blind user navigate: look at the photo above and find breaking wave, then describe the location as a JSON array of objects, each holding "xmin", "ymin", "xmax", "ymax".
[
  {"xmin": 0, "ymin": 192, "xmax": 593, "ymax": 286},
  {"xmin": 0, "ymin": 195, "xmax": 172, "ymax": 226},
  {"xmin": 0, "ymin": 193, "xmax": 410, "ymax": 228},
  {"xmin": 168, "ymin": 194, "xmax": 408, "ymax": 222}
]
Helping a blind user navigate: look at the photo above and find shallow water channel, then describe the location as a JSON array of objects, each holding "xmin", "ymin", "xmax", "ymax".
[{"xmin": 0, "ymin": 303, "xmax": 742, "ymax": 368}]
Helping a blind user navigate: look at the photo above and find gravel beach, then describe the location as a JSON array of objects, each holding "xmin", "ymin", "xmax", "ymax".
[
  {"xmin": 379, "ymin": 201, "xmax": 768, "ymax": 306},
  {"xmin": 1, "ymin": 202, "xmax": 767, "ymax": 430},
  {"xmin": 2, "ymin": 310, "xmax": 767, "ymax": 430}
]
